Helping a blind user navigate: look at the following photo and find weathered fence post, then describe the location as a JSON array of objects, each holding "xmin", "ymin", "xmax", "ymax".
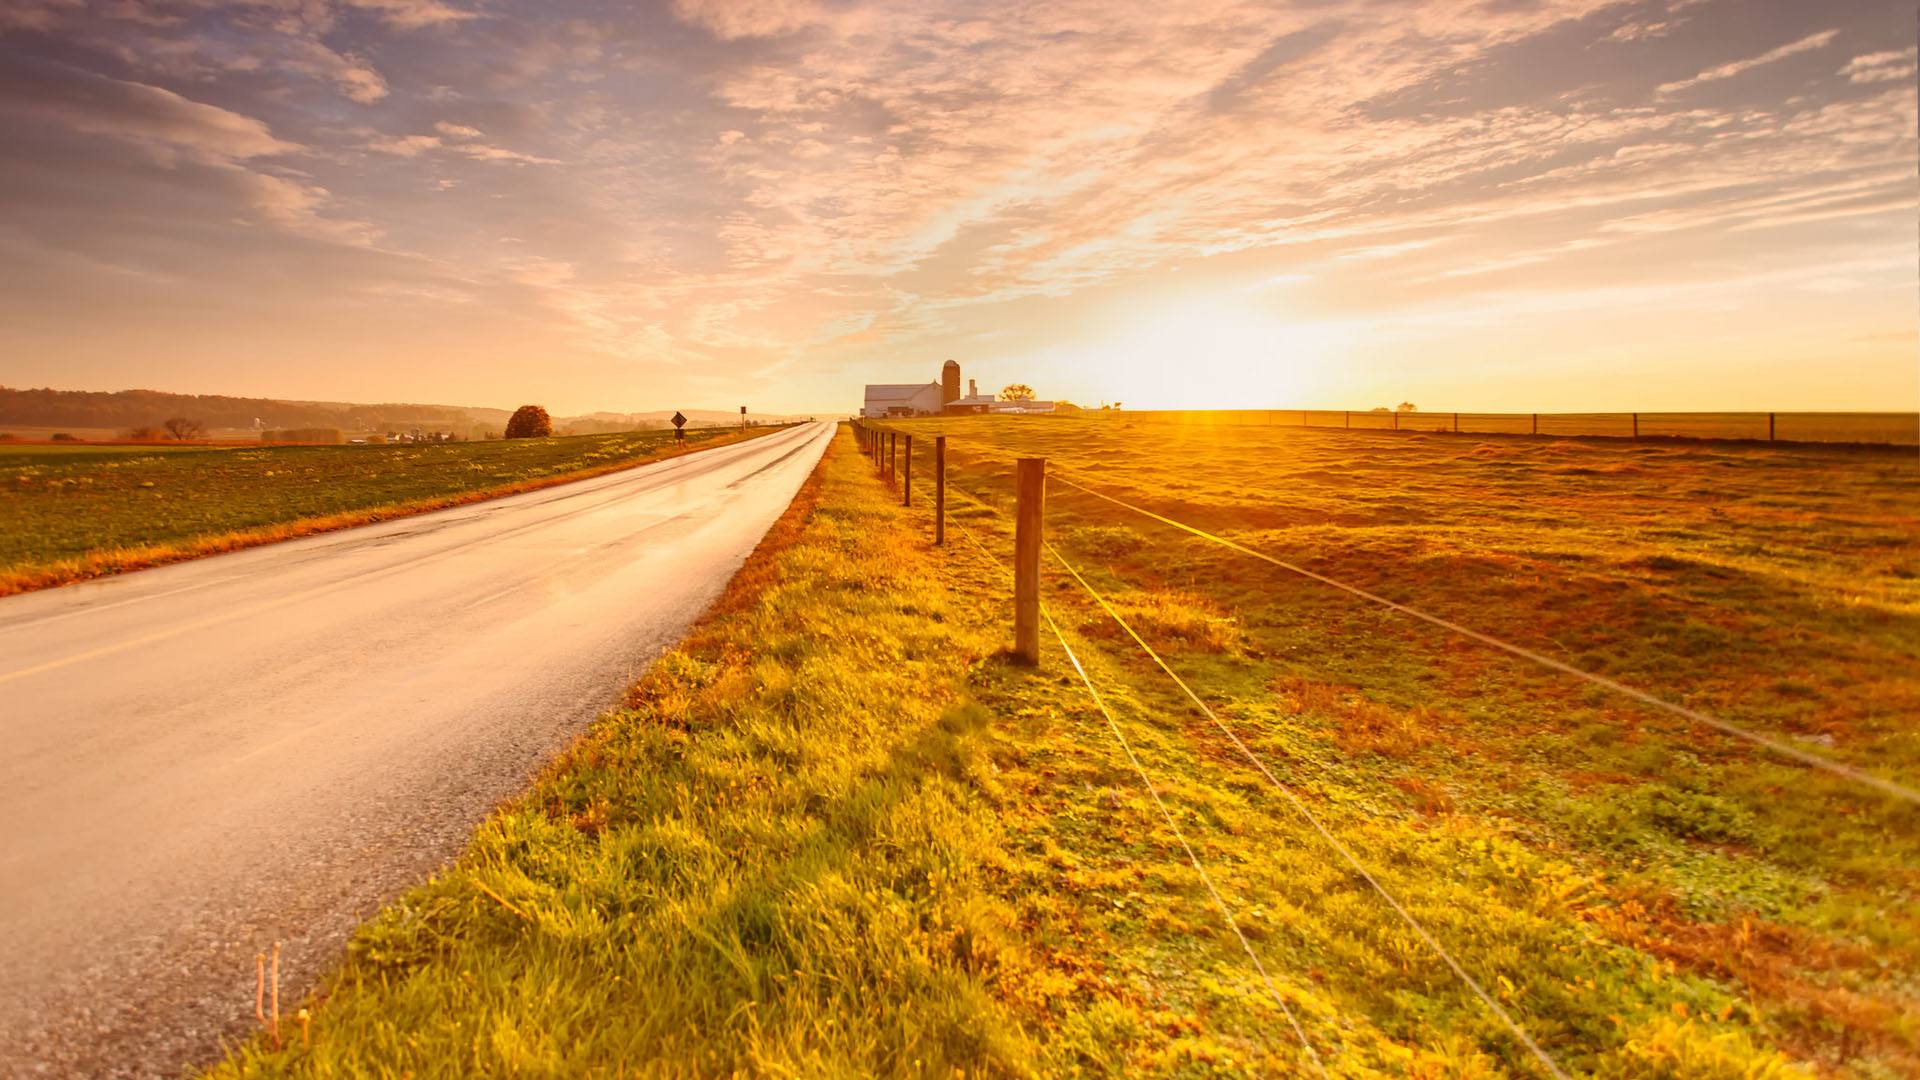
[
  {"xmin": 1769, "ymin": 412, "xmax": 1776, "ymax": 441},
  {"xmin": 1532, "ymin": 413, "xmax": 1538, "ymax": 436},
  {"xmin": 1631, "ymin": 413, "xmax": 1639, "ymax": 440},
  {"xmin": 903, "ymin": 435, "xmax": 912, "ymax": 505},
  {"xmin": 1453, "ymin": 411, "xmax": 1459, "ymax": 433},
  {"xmin": 1345, "ymin": 410, "xmax": 1350, "ymax": 429},
  {"xmin": 935, "ymin": 436, "xmax": 946, "ymax": 546},
  {"xmin": 1392, "ymin": 411, "xmax": 1399, "ymax": 431},
  {"xmin": 887, "ymin": 432, "xmax": 895, "ymax": 480},
  {"xmin": 1013, "ymin": 457, "xmax": 1045, "ymax": 666}
]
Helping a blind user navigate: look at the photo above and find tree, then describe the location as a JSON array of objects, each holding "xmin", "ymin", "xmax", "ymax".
[
  {"xmin": 1395, "ymin": 401, "xmax": 1418, "ymax": 413},
  {"xmin": 162, "ymin": 417, "xmax": 206, "ymax": 440},
  {"xmin": 505, "ymin": 405, "xmax": 553, "ymax": 439},
  {"xmin": 1001, "ymin": 383, "xmax": 1035, "ymax": 401}
]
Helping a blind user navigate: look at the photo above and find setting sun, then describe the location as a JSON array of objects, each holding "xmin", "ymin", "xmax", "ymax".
[{"xmin": 1062, "ymin": 295, "xmax": 1347, "ymax": 410}]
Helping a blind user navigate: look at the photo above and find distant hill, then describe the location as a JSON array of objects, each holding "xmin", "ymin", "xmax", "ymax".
[{"xmin": 0, "ymin": 387, "xmax": 805, "ymax": 438}]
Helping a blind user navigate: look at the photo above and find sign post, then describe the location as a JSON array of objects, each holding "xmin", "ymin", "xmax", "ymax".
[{"xmin": 671, "ymin": 411, "xmax": 687, "ymax": 442}]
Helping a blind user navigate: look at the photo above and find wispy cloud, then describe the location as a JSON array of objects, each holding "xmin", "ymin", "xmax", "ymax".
[
  {"xmin": 0, "ymin": 0, "xmax": 1912, "ymax": 413},
  {"xmin": 1657, "ymin": 28, "xmax": 1839, "ymax": 95}
]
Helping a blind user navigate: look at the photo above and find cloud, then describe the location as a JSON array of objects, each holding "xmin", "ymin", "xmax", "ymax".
[
  {"xmin": 1657, "ymin": 28, "xmax": 1839, "ymax": 95},
  {"xmin": 365, "ymin": 128, "xmax": 559, "ymax": 164},
  {"xmin": 1841, "ymin": 48, "xmax": 1917, "ymax": 84},
  {"xmin": 0, "ymin": 0, "xmax": 82, "ymax": 32},
  {"xmin": 669, "ymin": 0, "xmax": 824, "ymax": 40},
  {"xmin": 0, "ymin": 56, "xmax": 297, "ymax": 159},
  {"xmin": 2, "ymin": 0, "xmax": 1913, "ymax": 413},
  {"xmin": 344, "ymin": 0, "xmax": 479, "ymax": 30},
  {"xmin": 368, "ymin": 132, "xmax": 442, "ymax": 156}
]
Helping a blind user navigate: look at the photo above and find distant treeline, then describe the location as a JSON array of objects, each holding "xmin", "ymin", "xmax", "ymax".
[{"xmin": 0, "ymin": 386, "xmax": 501, "ymax": 433}]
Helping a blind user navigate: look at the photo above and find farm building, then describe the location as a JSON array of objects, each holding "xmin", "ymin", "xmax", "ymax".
[
  {"xmin": 861, "ymin": 381, "xmax": 945, "ymax": 418},
  {"xmin": 861, "ymin": 362, "xmax": 1056, "ymax": 417}
]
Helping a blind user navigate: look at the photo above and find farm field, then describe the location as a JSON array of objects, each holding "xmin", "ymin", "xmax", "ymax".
[
  {"xmin": 0, "ymin": 425, "xmax": 782, "ymax": 595},
  {"xmin": 876, "ymin": 415, "xmax": 1920, "ymax": 1076},
  {"xmin": 208, "ymin": 422, "xmax": 1918, "ymax": 1078},
  {"xmin": 1100, "ymin": 409, "xmax": 1920, "ymax": 446}
]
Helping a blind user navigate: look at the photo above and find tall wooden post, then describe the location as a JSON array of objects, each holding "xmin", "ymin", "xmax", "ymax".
[
  {"xmin": 934, "ymin": 436, "xmax": 946, "ymax": 546},
  {"xmin": 1013, "ymin": 458, "xmax": 1045, "ymax": 666},
  {"xmin": 903, "ymin": 435, "xmax": 912, "ymax": 505},
  {"xmin": 1769, "ymin": 412, "xmax": 1776, "ymax": 441},
  {"xmin": 1345, "ymin": 410, "xmax": 1350, "ymax": 429},
  {"xmin": 1631, "ymin": 413, "xmax": 1639, "ymax": 440},
  {"xmin": 1392, "ymin": 411, "xmax": 1399, "ymax": 431},
  {"xmin": 1453, "ymin": 412, "xmax": 1459, "ymax": 433},
  {"xmin": 1532, "ymin": 413, "xmax": 1538, "ymax": 436}
]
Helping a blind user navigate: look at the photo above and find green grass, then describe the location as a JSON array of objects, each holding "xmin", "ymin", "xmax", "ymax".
[
  {"xmin": 206, "ymin": 420, "xmax": 1918, "ymax": 1078},
  {"xmin": 0, "ymin": 426, "xmax": 780, "ymax": 595}
]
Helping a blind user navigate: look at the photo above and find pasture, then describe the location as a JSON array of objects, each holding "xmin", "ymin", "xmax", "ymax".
[
  {"xmin": 0, "ymin": 426, "xmax": 776, "ymax": 595},
  {"xmin": 878, "ymin": 414, "xmax": 1920, "ymax": 1076},
  {"xmin": 1096, "ymin": 409, "xmax": 1920, "ymax": 446}
]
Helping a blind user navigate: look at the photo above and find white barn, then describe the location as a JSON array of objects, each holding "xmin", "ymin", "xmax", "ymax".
[{"xmin": 862, "ymin": 382, "xmax": 943, "ymax": 418}]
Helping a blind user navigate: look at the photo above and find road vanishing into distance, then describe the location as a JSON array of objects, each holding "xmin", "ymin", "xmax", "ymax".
[{"xmin": 0, "ymin": 421, "xmax": 835, "ymax": 1077}]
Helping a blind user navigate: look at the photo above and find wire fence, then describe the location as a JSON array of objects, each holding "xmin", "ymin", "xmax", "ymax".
[
  {"xmin": 948, "ymin": 516, "xmax": 1330, "ymax": 1074},
  {"xmin": 1066, "ymin": 408, "xmax": 1920, "ymax": 447},
  {"xmin": 930, "ymin": 454, "xmax": 1566, "ymax": 1074},
  {"xmin": 848, "ymin": 417, "xmax": 1917, "ymax": 1073}
]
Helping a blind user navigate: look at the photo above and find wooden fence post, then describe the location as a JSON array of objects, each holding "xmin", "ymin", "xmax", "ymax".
[
  {"xmin": 935, "ymin": 436, "xmax": 946, "ymax": 546},
  {"xmin": 1769, "ymin": 412, "xmax": 1776, "ymax": 441},
  {"xmin": 903, "ymin": 435, "xmax": 912, "ymax": 505},
  {"xmin": 1345, "ymin": 410, "xmax": 1350, "ymax": 429},
  {"xmin": 1393, "ymin": 411, "xmax": 1399, "ymax": 431},
  {"xmin": 1013, "ymin": 457, "xmax": 1045, "ymax": 666},
  {"xmin": 1532, "ymin": 413, "xmax": 1538, "ymax": 436},
  {"xmin": 1453, "ymin": 411, "xmax": 1459, "ymax": 433},
  {"xmin": 1631, "ymin": 413, "xmax": 1639, "ymax": 440},
  {"xmin": 887, "ymin": 432, "xmax": 895, "ymax": 479}
]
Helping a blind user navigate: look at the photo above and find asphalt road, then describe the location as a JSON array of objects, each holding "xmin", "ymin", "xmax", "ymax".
[{"xmin": 0, "ymin": 421, "xmax": 834, "ymax": 1077}]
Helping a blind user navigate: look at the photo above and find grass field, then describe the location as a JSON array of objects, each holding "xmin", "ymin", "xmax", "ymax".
[
  {"xmin": 206, "ymin": 421, "xmax": 1916, "ymax": 1077},
  {"xmin": 1098, "ymin": 410, "xmax": 1920, "ymax": 446},
  {"xmin": 883, "ymin": 415, "xmax": 1920, "ymax": 1076},
  {"xmin": 0, "ymin": 426, "xmax": 780, "ymax": 596}
]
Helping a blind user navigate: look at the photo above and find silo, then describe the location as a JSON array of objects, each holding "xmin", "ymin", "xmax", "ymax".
[{"xmin": 941, "ymin": 360, "xmax": 961, "ymax": 404}]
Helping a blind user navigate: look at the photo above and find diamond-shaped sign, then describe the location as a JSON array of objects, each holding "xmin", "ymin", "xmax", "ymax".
[{"xmin": 671, "ymin": 411, "xmax": 687, "ymax": 429}]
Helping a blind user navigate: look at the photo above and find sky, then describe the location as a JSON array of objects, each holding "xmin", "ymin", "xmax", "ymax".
[{"xmin": 0, "ymin": 0, "xmax": 1913, "ymax": 416}]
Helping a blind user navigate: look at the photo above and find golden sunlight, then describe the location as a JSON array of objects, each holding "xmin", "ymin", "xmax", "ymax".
[{"xmin": 1082, "ymin": 295, "xmax": 1346, "ymax": 409}]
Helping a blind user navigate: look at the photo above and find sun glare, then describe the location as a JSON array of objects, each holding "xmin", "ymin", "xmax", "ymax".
[{"xmin": 1085, "ymin": 296, "xmax": 1344, "ymax": 410}]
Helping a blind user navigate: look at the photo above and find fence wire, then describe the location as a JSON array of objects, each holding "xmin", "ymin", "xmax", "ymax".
[
  {"xmin": 1038, "ymin": 470, "xmax": 1918, "ymax": 807},
  {"xmin": 943, "ymin": 510, "xmax": 1329, "ymax": 1076},
  {"xmin": 1045, "ymin": 539, "xmax": 1570, "ymax": 1079}
]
